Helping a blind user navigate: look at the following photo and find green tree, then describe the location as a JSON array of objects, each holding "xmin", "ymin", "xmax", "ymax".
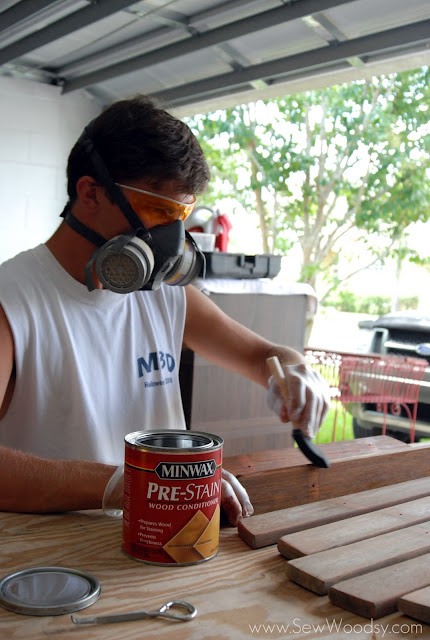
[{"xmin": 187, "ymin": 68, "xmax": 430, "ymax": 299}]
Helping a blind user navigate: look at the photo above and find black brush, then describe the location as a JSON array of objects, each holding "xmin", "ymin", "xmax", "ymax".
[
  {"xmin": 292, "ymin": 429, "xmax": 330, "ymax": 468},
  {"xmin": 266, "ymin": 356, "xmax": 330, "ymax": 468}
]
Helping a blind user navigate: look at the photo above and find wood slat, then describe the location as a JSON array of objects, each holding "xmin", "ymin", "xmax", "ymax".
[
  {"xmin": 238, "ymin": 476, "xmax": 430, "ymax": 548},
  {"xmin": 398, "ymin": 586, "xmax": 430, "ymax": 625},
  {"xmin": 224, "ymin": 435, "xmax": 406, "ymax": 476},
  {"xmin": 235, "ymin": 445, "xmax": 430, "ymax": 516},
  {"xmin": 286, "ymin": 521, "xmax": 430, "ymax": 595},
  {"xmin": 329, "ymin": 554, "xmax": 430, "ymax": 619},
  {"xmin": 278, "ymin": 496, "xmax": 430, "ymax": 559}
]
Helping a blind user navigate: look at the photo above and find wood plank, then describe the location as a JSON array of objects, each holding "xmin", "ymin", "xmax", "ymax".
[
  {"xmin": 234, "ymin": 444, "xmax": 430, "ymax": 516},
  {"xmin": 329, "ymin": 554, "xmax": 430, "ymax": 619},
  {"xmin": 398, "ymin": 586, "xmax": 430, "ymax": 624},
  {"xmin": 238, "ymin": 476, "xmax": 430, "ymax": 549},
  {"xmin": 278, "ymin": 496, "xmax": 430, "ymax": 559},
  {"xmin": 224, "ymin": 435, "xmax": 407, "ymax": 476},
  {"xmin": 286, "ymin": 521, "xmax": 430, "ymax": 595}
]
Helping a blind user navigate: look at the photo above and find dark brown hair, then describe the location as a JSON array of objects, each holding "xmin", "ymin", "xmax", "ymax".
[{"xmin": 66, "ymin": 95, "xmax": 210, "ymax": 202}]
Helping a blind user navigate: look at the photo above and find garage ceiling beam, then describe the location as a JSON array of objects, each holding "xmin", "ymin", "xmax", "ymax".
[
  {"xmin": 310, "ymin": 12, "xmax": 366, "ymax": 67},
  {"xmin": 128, "ymin": 3, "xmax": 192, "ymax": 30},
  {"xmin": 0, "ymin": 0, "xmax": 59, "ymax": 34},
  {"xmin": 190, "ymin": 0, "xmax": 264, "ymax": 26},
  {"xmin": 0, "ymin": 0, "xmax": 138, "ymax": 66},
  {"xmin": 148, "ymin": 19, "xmax": 430, "ymax": 107},
  {"xmin": 61, "ymin": 0, "xmax": 356, "ymax": 93},
  {"xmin": 56, "ymin": 0, "xmax": 262, "ymax": 76}
]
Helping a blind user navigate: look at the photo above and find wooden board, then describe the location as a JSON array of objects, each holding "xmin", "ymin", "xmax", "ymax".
[
  {"xmin": 238, "ymin": 476, "xmax": 430, "ymax": 548},
  {"xmin": 224, "ymin": 435, "xmax": 406, "ymax": 476},
  {"xmin": 286, "ymin": 521, "xmax": 430, "ymax": 595},
  {"xmin": 328, "ymin": 554, "xmax": 430, "ymax": 619},
  {"xmin": 233, "ymin": 445, "xmax": 430, "ymax": 516},
  {"xmin": 278, "ymin": 496, "xmax": 430, "ymax": 559},
  {"xmin": 398, "ymin": 586, "xmax": 430, "ymax": 624}
]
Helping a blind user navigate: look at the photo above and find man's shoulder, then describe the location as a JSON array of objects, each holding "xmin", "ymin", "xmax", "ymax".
[
  {"xmin": 0, "ymin": 245, "xmax": 42, "ymax": 274},
  {"xmin": 137, "ymin": 283, "xmax": 186, "ymax": 307},
  {"xmin": 0, "ymin": 246, "xmax": 46, "ymax": 306}
]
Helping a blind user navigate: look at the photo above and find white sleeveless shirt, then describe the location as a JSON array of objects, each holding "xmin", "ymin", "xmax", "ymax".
[{"xmin": 0, "ymin": 245, "xmax": 187, "ymax": 465}]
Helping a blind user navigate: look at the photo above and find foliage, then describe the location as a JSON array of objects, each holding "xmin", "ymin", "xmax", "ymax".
[
  {"xmin": 398, "ymin": 296, "xmax": 419, "ymax": 311},
  {"xmin": 324, "ymin": 290, "xmax": 419, "ymax": 314},
  {"xmin": 314, "ymin": 405, "xmax": 354, "ymax": 444},
  {"xmin": 186, "ymin": 68, "xmax": 430, "ymax": 298}
]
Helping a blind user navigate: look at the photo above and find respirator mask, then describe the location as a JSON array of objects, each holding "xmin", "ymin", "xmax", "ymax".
[{"xmin": 60, "ymin": 121, "xmax": 205, "ymax": 293}]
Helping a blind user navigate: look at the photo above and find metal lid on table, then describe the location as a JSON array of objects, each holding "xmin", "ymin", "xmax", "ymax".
[{"xmin": 0, "ymin": 566, "xmax": 101, "ymax": 616}]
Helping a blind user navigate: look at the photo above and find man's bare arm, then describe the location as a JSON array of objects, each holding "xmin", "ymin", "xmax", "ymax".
[
  {"xmin": 183, "ymin": 285, "xmax": 305, "ymax": 388},
  {"xmin": 0, "ymin": 304, "xmax": 14, "ymax": 420},
  {"xmin": 0, "ymin": 445, "xmax": 115, "ymax": 512},
  {"xmin": 183, "ymin": 285, "xmax": 329, "ymax": 440},
  {"xmin": 0, "ymin": 308, "xmax": 116, "ymax": 512}
]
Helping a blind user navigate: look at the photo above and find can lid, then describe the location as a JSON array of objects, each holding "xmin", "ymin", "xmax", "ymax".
[
  {"xmin": 131, "ymin": 431, "xmax": 215, "ymax": 450},
  {"xmin": 0, "ymin": 567, "xmax": 101, "ymax": 616}
]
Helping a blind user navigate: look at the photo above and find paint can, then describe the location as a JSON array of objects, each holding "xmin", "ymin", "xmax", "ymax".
[{"xmin": 122, "ymin": 430, "xmax": 223, "ymax": 565}]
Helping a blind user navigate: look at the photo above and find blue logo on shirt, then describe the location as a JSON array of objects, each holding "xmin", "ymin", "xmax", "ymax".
[{"xmin": 137, "ymin": 351, "xmax": 176, "ymax": 378}]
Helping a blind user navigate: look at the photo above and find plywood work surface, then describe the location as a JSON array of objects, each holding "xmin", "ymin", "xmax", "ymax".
[{"xmin": 0, "ymin": 510, "xmax": 422, "ymax": 640}]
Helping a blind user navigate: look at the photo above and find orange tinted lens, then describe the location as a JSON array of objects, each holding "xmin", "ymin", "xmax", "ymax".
[{"xmin": 129, "ymin": 191, "xmax": 194, "ymax": 226}]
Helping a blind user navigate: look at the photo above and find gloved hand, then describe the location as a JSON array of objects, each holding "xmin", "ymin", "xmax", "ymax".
[
  {"xmin": 221, "ymin": 469, "xmax": 254, "ymax": 526},
  {"xmin": 267, "ymin": 363, "xmax": 330, "ymax": 439}
]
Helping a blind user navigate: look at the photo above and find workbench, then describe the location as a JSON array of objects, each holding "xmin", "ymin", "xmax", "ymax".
[{"xmin": 0, "ymin": 437, "xmax": 427, "ymax": 639}]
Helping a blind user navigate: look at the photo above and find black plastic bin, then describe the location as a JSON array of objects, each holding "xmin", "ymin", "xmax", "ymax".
[{"xmin": 200, "ymin": 252, "xmax": 281, "ymax": 279}]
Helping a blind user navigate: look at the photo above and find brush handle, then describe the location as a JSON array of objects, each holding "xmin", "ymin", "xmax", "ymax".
[
  {"xmin": 266, "ymin": 356, "xmax": 330, "ymax": 468},
  {"xmin": 266, "ymin": 356, "xmax": 289, "ymax": 402}
]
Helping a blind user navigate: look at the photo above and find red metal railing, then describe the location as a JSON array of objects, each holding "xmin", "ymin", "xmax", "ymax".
[{"xmin": 304, "ymin": 348, "xmax": 428, "ymax": 442}]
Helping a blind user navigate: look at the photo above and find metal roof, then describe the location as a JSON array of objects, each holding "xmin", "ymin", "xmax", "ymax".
[{"xmin": 1, "ymin": 0, "xmax": 430, "ymax": 114}]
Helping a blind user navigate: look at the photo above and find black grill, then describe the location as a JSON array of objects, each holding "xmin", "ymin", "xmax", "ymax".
[
  {"xmin": 388, "ymin": 328, "xmax": 430, "ymax": 344},
  {"xmin": 385, "ymin": 329, "xmax": 430, "ymax": 364}
]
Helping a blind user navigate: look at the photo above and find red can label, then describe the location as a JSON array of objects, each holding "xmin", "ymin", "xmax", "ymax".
[{"xmin": 122, "ymin": 435, "xmax": 223, "ymax": 564}]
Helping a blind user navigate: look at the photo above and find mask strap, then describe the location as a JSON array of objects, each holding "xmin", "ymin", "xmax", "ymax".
[
  {"xmin": 60, "ymin": 203, "xmax": 107, "ymax": 248},
  {"xmin": 84, "ymin": 252, "xmax": 99, "ymax": 292},
  {"xmin": 79, "ymin": 121, "xmax": 152, "ymax": 243}
]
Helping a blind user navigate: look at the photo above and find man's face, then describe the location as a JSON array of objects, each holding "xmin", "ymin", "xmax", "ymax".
[{"xmin": 116, "ymin": 180, "xmax": 195, "ymax": 230}]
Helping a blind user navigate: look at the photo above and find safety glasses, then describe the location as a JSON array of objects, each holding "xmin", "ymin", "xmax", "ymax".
[{"xmin": 116, "ymin": 183, "xmax": 195, "ymax": 226}]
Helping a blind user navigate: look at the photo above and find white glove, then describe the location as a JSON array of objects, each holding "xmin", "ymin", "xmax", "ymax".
[
  {"xmin": 221, "ymin": 469, "xmax": 254, "ymax": 526},
  {"xmin": 267, "ymin": 363, "xmax": 330, "ymax": 439}
]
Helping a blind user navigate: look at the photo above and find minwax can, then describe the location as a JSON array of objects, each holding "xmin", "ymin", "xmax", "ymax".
[{"xmin": 122, "ymin": 430, "xmax": 223, "ymax": 565}]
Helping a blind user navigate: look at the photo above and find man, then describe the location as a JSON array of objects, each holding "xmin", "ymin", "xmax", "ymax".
[{"xmin": 0, "ymin": 96, "xmax": 328, "ymax": 525}]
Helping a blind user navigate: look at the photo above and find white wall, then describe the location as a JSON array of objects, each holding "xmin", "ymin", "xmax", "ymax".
[{"xmin": 0, "ymin": 77, "xmax": 101, "ymax": 264}]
